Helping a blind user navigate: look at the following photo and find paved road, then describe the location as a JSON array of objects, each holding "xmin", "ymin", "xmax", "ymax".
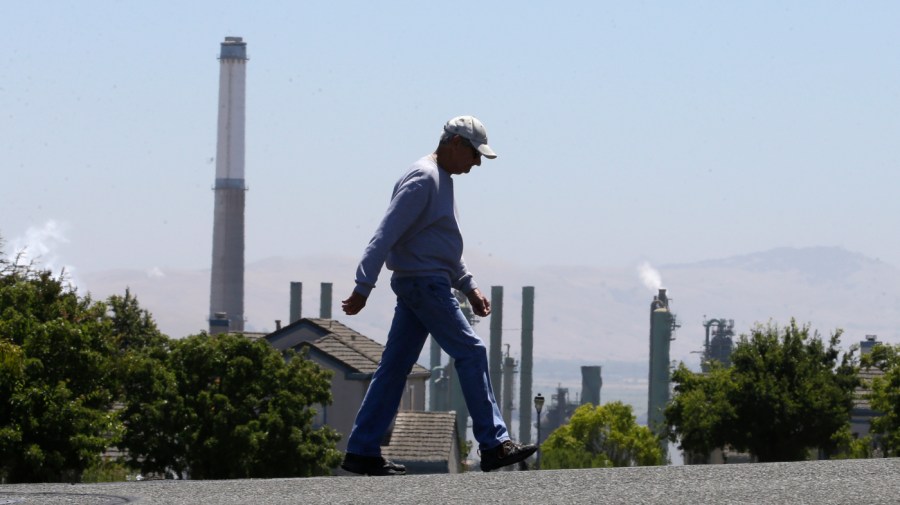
[{"xmin": 1, "ymin": 458, "xmax": 898, "ymax": 504}]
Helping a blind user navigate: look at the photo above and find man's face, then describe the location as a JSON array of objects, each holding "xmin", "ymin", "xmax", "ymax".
[{"xmin": 446, "ymin": 136, "xmax": 483, "ymax": 175}]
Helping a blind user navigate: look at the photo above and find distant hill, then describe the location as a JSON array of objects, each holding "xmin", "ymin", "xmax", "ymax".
[
  {"xmin": 680, "ymin": 246, "xmax": 886, "ymax": 281},
  {"xmin": 78, "ymin": 245, "xmax": 900, "ymax": 366},
  {"xmin": 663, "ymin": 246, "xmax": 900, "ymax": 360},
  {"xmin": 80, "ymin": 246, "xmax": 900, "ymax": 418}
]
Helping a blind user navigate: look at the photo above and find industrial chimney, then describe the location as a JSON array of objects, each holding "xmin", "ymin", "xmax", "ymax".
[
  {"xmin": 518, "ymin": 286, "xmax": 535, "ymax": 444},
  {"xmin": 320, "ymin": 282, "xmax": 333, "ymax": 319},
  {"xmin": 489, "ymin": 286, "xmax": 504, "ymax": 410},
  {"xmin": 647, "ymin": 288, "xmax": 677, "ymax": 452},
  {"xmin": 208, "ymin": 36, "xmax": 248, "ymax": 334},
  {"xmin": 581, "ymin": 365, "xmax": 602, "ymax": 406},
  {"xmin": 289, "ymin": 282, "xmax": 302, "ymax": 323},
  {"xmin": 501, "ymin": 345, "xmax": 517, "ymax": 430}
]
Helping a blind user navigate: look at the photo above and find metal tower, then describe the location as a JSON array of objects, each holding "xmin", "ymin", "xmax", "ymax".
[{"xmin": 209, "ymin": 36, "xmax": 248, "ymax": 334}]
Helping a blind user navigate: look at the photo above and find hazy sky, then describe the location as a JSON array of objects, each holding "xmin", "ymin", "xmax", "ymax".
[{"xmin": 3, "ymin": 1, "xmax": 899, "ymax": 280}]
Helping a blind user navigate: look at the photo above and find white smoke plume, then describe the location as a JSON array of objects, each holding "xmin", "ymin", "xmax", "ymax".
[
  {"xmin": 9, "ymin": 220, "xmax": 80, "ymax": 288},
  {"xmin": 638, "ymin": 261, "xmax": 663, "ymax": 292},
  {"xmin": 147, "ymin": 266, "xmax": 165, "ymax": 278}
]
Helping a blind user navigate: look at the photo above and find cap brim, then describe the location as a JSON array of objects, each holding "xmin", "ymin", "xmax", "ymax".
[{"xmin": 473, "ymin": 142, "xmax": 497, "ymax": 159}]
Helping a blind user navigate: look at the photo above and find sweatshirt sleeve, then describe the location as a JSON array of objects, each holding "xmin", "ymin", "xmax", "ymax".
[
  {"xmin": 451, "ymin": 256, "xmax": 478, "ymax": 293},
  {"xmin": 354, "ymin": 176, "xmax": 429, "ymax": 297}
]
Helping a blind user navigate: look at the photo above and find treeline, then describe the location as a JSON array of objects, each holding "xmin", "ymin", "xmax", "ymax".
[
  {"xmin": 0, "ymin": 254, "xmax": 342, "ymax": 483},
  {"xmin": 666, "ymin": 321, "xmax": 900, "ymax": 462},
  {"xmin": 539, "ymin": 320, "xmax": 900, "ymax": 469}
]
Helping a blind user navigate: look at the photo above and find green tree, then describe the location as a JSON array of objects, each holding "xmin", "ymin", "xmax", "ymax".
[
  {"xmin": 103, "ymin": 287, "xmax": 183, "ymax": 477},
  {"xmin": 828, "ymin": 424, "xmax": 874, "ymax": 460},
  {"xmin": 120, "ymin": 332, "xmax": 342, "ymax": 479},
  {"xmin": 665, "ymin": 362, "xmax": 735, "ymax": 462},
  {"xmin": 2, "ymin": 237, "xmax": 343, "ymax": 481},
  {"xmin": 861, "ymin": 343, "xmax": 900, "ymax": 456},
  {"xmin": 541, "ymin": 401, "xmax": 665, "ymax": 469},
  {"xmin": 107, "ymin": 289, "xmax": 169, "ymax": 357},
  {"xmin": 666, "ymin": 320, "xmax": 858, "ymax": 462},
  {"xmin": 0, "ymin": 263, "xmax": 120, "ymax": 482}
]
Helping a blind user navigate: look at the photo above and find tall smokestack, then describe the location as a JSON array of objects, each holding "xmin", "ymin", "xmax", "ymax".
[
  {"xmin": 648, "ymin": 287, "xmax": 676, "ymax": 453},
  {"xmin": 489, "ymin": 286, "xmax": 504, "ymax": 410},
  {"xmin": 208, "ymin": 36, "xmax": 248, "ymax": 334},
  {"xmin": 581, "ymin": 365, "xmax": 602, "ymax": 406},
  {"xmin": 320, "ymin": 282, "xmax": 333, "ymax": 318},
  {"xmin": 289, "ymin": 282, "xmax": 302, "ymax": 323},
  {"xmin": 519, "ymin": 286, "xmax": 534, "ymax": 444},
  {"xmin": 502, "ymin": 350, "xmax": 517, "ymax": 430}
]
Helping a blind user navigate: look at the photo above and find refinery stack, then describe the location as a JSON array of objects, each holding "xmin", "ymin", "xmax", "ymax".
[{"xmin": 209, "ymin": 37, "xmax": 248, "ymax": 334}]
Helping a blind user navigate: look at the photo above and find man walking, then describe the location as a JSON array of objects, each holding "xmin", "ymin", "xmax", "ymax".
[{"xmin": 340, "ymin": 115, "xmax": 537, "ymax": 475}]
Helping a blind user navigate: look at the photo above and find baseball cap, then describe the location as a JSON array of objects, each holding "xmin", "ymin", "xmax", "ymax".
[{"xmin": 443, "ymin": 115, "xmax": 497, "ymax": 159}]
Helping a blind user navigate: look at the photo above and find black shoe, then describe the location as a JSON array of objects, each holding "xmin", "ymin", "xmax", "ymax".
[
  {"xmin": 341, "ymin": 453, "xmax": 406, "ymax": 476},
  {"xmin": 479, "ymin": 440, "xmax": 538, "ymax": 472}
]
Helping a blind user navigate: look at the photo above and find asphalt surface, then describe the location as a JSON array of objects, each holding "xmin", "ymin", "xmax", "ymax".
[{"xmin": 1, "ymin": 458, "xmax": 898, "ymax": 505}]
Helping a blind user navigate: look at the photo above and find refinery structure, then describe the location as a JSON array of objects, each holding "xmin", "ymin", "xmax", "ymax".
[{"xmin": 701, "ymin": 317, "xmax": 735, "ymax": 371}]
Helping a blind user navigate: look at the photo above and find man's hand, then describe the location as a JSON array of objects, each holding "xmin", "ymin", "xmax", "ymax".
[
  {"xmin": 466, "ymin": 287, "xmax": 491, "ymax": 317},
  {"xmin": 342, "ymin": 291, "xmax": 368, "ymax": 315}
]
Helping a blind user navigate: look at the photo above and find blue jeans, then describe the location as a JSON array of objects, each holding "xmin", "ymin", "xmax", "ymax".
[{"xmin": 346, "ymin": 276, "xmax": 509, "ymax": 456}]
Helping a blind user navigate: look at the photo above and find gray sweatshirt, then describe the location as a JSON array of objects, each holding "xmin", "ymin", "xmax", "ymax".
[{"xmin": 354, "ymin": 155, "xmax": 477, "ymax": 297}]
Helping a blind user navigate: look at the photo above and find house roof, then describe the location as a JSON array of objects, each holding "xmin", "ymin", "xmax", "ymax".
[
  {"xmin": 264, "ymin": 318, "xmax": 429, "ymax": 377},
  {"xmin": 240, "ymin": 332, "xmax": 268, "ymax": 342},
  {"xmin": 307, "ymin": 333, "xmax": 386, "ymax": 375},
  {"xmin": 382, "ymin": 411, "xmax": 458, "ymax": 463}
]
